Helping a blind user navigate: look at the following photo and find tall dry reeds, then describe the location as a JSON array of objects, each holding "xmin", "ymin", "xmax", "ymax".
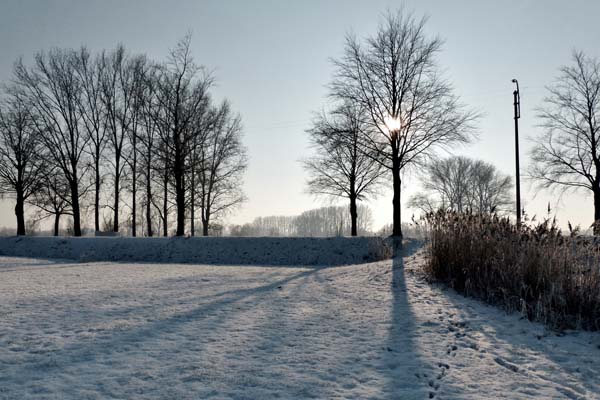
[{"xmin": 424, "ymin": 210, "xmax": 600, "ymax": 330}]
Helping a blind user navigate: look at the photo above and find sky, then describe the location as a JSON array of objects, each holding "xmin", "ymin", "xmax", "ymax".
[{"xmin": 0, "ymin": 0, "xmax": 599, "ymax": 232}]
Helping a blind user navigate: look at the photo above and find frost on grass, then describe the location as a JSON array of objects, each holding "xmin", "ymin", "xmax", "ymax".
[
  {"xmin": 1, "ymin": 245, "xmax": 599, "ymax": 399},
  {"xmin": 0, "ymin": 236, "xmax": 391, "ymax": 266}
]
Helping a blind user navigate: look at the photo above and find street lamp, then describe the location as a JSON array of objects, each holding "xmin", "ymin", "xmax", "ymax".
[{"xmin": 512, "ymin": 79, "xmax": 521, "ymax": 226}]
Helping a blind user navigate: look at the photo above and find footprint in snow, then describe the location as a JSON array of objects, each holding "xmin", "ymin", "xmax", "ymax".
[
  {"xmin": 493, "ymin": 356, "xmax": 519, "ymax": 373},
  {"xmin": 447, "ymin": 344, "xmax": 458, "ymax": 357}
]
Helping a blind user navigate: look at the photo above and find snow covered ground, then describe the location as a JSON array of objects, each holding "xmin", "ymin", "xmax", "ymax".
[
  {"xmin": 0, "ymin": 236, "xmax": 390, "ymax": 266},
  {"xmin": 1, "ymin": 241, "xmax": 600, "ymax": 399}
]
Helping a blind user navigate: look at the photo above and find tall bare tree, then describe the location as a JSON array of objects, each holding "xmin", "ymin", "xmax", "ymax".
[
  {"xmin": 330, "ymin": 10, "xmax": 476, "ymax": 238},
  {"xmin": 144, "ymin": 67, "xmax": 174, "ymax": 237},
  {"xmin": 14, "ymin": 49, "xmax": 89, "ymax": 236},
  {"xmin": 125, "ymin": 55, "xmax": 147, "ymax": 237},
  {"xmin": 153, "ymin": 35, "xmax": 213, "ymax": 236},
  {"xmin": 303, "ymin": 102, "xmax": 383, "ymax": 236},
  {"xmin": 155, "ymin": 138, "xmax": 173, "ymax": 237},
  {"xmin": 138, "ymin": 66, "xmax": 160, "ymax": 237},
  {"xmin": 73, "ymin": 47, "xmax": 107, "ymax": 233},
  {"xmin": 0, "ymin": 90, "xmax": 47, "ymax": 235},
  {"xmin": 100, "ymin": 45, "xmax": 139, "ymax": 233},
  {"xmin": 530, "ymin": 51, "xmax": 600, "ymax": 233},
  {"xmin": 197, "ymin": 101, "xmax": 247, "ymax": 236},
  {"xmin": 188, "ymin": 95, "xmax": 213, "ymax": 236}
]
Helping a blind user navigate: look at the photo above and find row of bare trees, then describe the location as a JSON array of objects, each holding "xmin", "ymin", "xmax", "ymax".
[{"xmin": 0, "ymin": 36, "xmax": 247, "ymax": 236}]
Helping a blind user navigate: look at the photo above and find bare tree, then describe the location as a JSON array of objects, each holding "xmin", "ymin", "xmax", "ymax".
[
  {"xmin": 469, "ymin": 160, "xmax": 512, "ymax": 214},
  {"xmin": 330, "ymin": 10, "xmax": 476, "ymax": 238},
  {"xmin": 530, "ymin": 51, "xmax": 600, "ymax": 233},
  {"xmin": 153, "ymin": 35, "xmax": 213, "ymax": 236},
  {"xmin": 406, "ymin": 192, "xmax": 438, "ymax": 215},
  {"xmin": 30, "ymin": 172, "xmax": 72, "ymax": 236},
  {"xmin": 14, "ymin": 49, "xmax": 90, "ymax": 236},
  {"xmin": 73, "ymin": 47, "xmax": 107, "ymax": 233},
  {"xmin": 100, "ymin": 45, "xmax": 139, "ymax": 233},
  {"xmin": 155, "ymin": 138, "xmax": 174, "ymax": 237},
  {"xmin": 303, "ymin": 102, "xmax": 383, "ymax": 236},
  {"xmin": 137, "ymin": 65, "xmax": 159, "ymax": 237},
  {"xmin": 142, "ymin": 66, "xmax": 174, "ymax": 237},
  {"xmin": 408, "ymin": 156, "xmax": 512, "ymax": 214},
  {"xmin": 187, "ymin": 83, "xmax": 214, "ymax": 237},
  {"xmin": 0, "ymin": 89, "xmax": 47, "ymax": 235},
  {"xmin": 197, "ymin": 101, "xmax": 247, "ymax": 236},
  {"xmin": 125, "ymin": 55, "xmax": 148, "ymax": 237}
]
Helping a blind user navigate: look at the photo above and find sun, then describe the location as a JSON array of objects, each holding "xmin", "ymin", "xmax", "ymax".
[{"xmin": 383, "ymin": 114, "xmax": 402, "ymax": 133}]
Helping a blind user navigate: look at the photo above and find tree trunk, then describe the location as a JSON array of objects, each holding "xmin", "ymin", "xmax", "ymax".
[
  {"xmin": 190, "ymin": 204, "xmax": 195, "ymax": 236},
  {"xmin": 190, "ymin": 168, "xmax": 195, "ymax": 237},
  {"xmin": 594, "ymin": 186, "xmax": 600, "ymax": 235},
  {"xmin": 132, "ymin": 136, "xmax": 137, "ymax": 237},
  {"xmin": 113, "ymin": 157, "xmax": 120, "ymax": 232},
  {"xmin": 202, "ymin": 202, "xmax": 210, "ymax": 236},
  {"xmin": 15, "ymin": 189, "xmax": 25, "ymax": 236},
  {"xmin": 70, "ymin": 176, "xmax": 82, "ymax": 237},
  {"xmin": 146, "ymin": 161, "xmax": 153, "ymax": 237},
  {"xmin": 146, "ymin": 198, "xmax": 152, "ymax": 237},
  {"xmin": 162, "ymin": 172, "xmax": 168, "ymax": 237},
  {"xmin": 392, "ymin": 156, "xmax": 402, "ymax": 238},
  {"xmin": 349, "ymin": 195, "xmax": 357, "ymax": 237},
  {"xmin": 94, "ymin": 156, "xmax": 100, "ymax": 232},
  {"xmin": 132, "ymin": 169, "xmax": 137, "ymax": 236},
  {"xmin": 202, "ymin": 218, "xmax": 209, "ymax": 236},
  {"xmin": 54, "ymin": 213, "xmax": 61, "ymax": 236},
  {"xmin": 175, "ymin": 162, "xmax": 185, "ymax": 236}
]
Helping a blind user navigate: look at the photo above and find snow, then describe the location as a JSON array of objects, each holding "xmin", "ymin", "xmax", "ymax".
[
  {"xmin": 0, "ymin": 236, "xmax": 391, "ymax": 266},
  {"xmin": 1, "ymin": 241, "xmax": 599, "ymax": 399}
]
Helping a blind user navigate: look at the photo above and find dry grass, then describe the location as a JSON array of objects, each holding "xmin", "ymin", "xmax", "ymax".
[{"xmin": 424, "ymin": 210, "xmax": 600, "ymax": 330}]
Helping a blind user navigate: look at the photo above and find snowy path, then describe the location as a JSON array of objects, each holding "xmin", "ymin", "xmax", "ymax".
[{"xmin": 1, "ymin": 243, "xmax": 600, "ymax": 399}]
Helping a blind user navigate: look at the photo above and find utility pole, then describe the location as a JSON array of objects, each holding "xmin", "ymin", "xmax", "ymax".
[{"xmin": 512, "ymin": 79, "xmax": 521, "ymax": 226}]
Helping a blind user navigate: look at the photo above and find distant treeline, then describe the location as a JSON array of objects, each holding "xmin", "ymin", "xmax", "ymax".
[{"xmin": 228, "ymin": 205, "xmax": 374, "ymax": 237}]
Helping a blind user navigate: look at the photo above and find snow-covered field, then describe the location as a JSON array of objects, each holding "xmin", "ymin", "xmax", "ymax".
[
  {"xmin": 0, "ymin": 236, "xmax": 390, "ymax": 266},
  {"xmin": 1, "ymin": 242, "xmax": 600, "ymax": 399}
]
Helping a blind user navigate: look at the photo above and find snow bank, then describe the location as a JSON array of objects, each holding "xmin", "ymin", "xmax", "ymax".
[{"xmin": 0, "ymin": 236, "xmax": 392, "ymax": 265}]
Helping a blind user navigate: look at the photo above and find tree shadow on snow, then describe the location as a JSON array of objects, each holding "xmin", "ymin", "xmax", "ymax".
[
  {"xmin": 0, "ymin": 257, "xmax": 76, "ymax": 272},
  {"xmin": 381, "ymin": 240, "xmax": 437, "ymax": 399},
  {"xmin": 2, "ymin": 265, "xmax": 333, "ymax": 397},
  {"xmin": 434, "ymin": 280, "xmax": 600, "ymax": 398}
]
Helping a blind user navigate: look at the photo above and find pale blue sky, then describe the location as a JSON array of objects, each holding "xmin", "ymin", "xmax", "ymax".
[{"xmin": 1, "ymin": 0, "xmax": 599, "ymax": 231}]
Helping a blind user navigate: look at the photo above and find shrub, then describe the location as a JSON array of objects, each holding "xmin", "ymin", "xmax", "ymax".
[{"xmin": 424, "ymin": 210, "xmax": 600, "ymax": 330}]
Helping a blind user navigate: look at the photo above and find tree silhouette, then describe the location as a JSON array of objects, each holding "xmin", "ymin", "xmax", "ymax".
[
  {"xmin": 330, "ymin": 10, "xmax": 476, "ymax": 238},
  {"xmin": 408, "ymin": 156, "xmax": 512, "ymax": 215},
  {"xmin": 14, "ymin": 49, "xmax": 90, "ymax": 236},
  {"xmin": 304, "ymin": 102, "xmax": 383, "ymax": 236},
  {"xmin": 530, "ymin": 51, "xmax": 600, "ymax": 233},
  {"xmin": 0, "ymin": 89, "xmax": 48, "ymax": 235}
]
